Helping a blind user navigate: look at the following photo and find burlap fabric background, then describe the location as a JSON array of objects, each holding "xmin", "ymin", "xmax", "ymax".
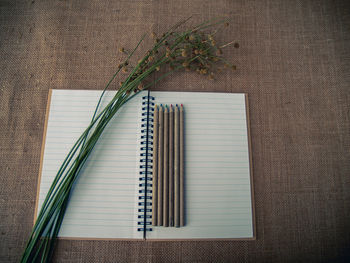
[{"xmin": 1, "ymin": 0, "xmax": 349, "ymax": 262}]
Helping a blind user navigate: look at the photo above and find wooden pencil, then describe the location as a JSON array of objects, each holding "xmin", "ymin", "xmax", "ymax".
[
  {"xmin": 163, "ymin": 105, "xmax": 169, "ymax": 227},
  {"xmin": 157, "ymin": 105, "xmax": 163, "ymax": 225},
  {"xmin": 151, "ymin": 105, "xmax": 158, "ymax": 226},
  {"xmin": 179, "ymin": 104, "xmax": 185, "ymax": 226},
  {"xmin": 174, "ymin": 104, "xmax": 180, "ymax": 227},
  {"xmin": 168, "ymin": 105, "xmax": 174, "ymax": 226}
]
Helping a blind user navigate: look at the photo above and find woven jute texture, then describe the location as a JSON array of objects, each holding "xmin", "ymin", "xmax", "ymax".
[{"xmin": 1, "ymin": 0, "xmax": 350, "ymax": 262}]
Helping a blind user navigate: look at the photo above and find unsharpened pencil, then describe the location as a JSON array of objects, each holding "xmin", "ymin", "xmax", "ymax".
[
  {"xmin": 157, "ymin": 104, "xmax": 163, "ymax": 225},
  {"xmin": 179, "ymin": 104, "xmax": 185, "ymax": 226},
  {"xmin": 168, "ymin": 105, "xmax": 174, "ymax": 226},
  {"xmin": 152, "ymin": 105, "xmax": 158, "ymax": 226},
  {"xmin": 174, "ymin": 104, "xmax": 180, "ymax": 227},
  {"xmin": 163, "ymin": 105, "xmax": 169, "ymax": 227}
]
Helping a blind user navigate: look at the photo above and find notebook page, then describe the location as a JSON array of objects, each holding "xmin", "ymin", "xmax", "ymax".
[
  {"xmin": 37, "ymin": 90, "xmax": 145, "ymax": 239},
  {"xmin": 147, "ymin": 92, "xmax": 254, "ymax": 239}
]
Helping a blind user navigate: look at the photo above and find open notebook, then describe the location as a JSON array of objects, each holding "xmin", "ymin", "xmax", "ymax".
[{"xmin": 36, "ymin": 89, "xmax": 255, "ymax": 240}]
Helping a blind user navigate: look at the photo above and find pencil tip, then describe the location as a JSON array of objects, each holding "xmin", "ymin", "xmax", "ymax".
[{"xmin": 181, "ymin": 104, "xmax": 183, "ymax": 107}]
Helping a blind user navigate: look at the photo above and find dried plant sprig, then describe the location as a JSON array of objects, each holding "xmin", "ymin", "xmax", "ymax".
[{"xmin": 21, "ymin": 18, "xmax": 238, "ymax": 262}]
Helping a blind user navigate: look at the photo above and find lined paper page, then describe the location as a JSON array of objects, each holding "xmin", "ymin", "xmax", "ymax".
[
  {"xmin": 148, "ymin": 92, "xmax": 253, "ymax": 239},
  {"xmin": 37, "ymin": 90, "xmax": 145, "ymax": 239}
]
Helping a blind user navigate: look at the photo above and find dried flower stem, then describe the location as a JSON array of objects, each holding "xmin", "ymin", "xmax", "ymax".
[{"xmin": 219, "ymin": 40, "xmax": 238, "ymax": 49}]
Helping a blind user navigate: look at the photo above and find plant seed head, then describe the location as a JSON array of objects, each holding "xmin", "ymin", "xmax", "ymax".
[
  {"xmin": 216, "ymin": 48, "xmax": 223, "ymax": 55},
  {"xmin": 137, "ymin": 83, "xmax": 144, "ymax": 90},
  {"xmin": 200, "ymin": 68, "xmax": 208, "ymax": 75}
]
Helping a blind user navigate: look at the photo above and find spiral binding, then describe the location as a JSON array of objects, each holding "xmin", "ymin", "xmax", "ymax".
[{"xmin": 137, "ymin": 93, "xmax": 155, "ymax": 234}]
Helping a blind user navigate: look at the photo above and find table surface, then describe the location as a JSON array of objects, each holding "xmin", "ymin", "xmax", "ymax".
[{"xmin": 1, "ymin": 0, "xmax": 349, "ymax": 262}]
